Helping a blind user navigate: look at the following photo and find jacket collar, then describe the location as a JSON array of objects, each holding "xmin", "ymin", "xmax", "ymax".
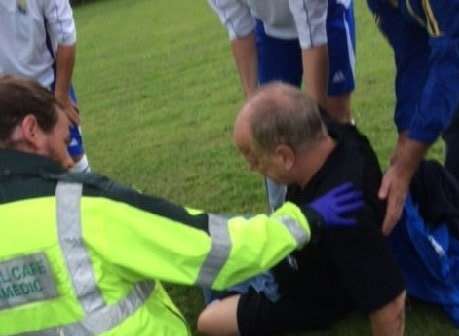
[{"xmin": 0, "ymin": 149, "xmax": 65, "ymax": 177}]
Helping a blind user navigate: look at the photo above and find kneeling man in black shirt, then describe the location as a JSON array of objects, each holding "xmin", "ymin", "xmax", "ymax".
[{"xmin": 198, "ymin": 83, "xmax": 406, "ymax": 336}]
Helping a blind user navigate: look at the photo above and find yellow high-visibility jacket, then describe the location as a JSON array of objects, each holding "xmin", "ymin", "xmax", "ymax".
[{"xmin": 0, "ymin": 149, "xmax": 314, "ymax": 335}]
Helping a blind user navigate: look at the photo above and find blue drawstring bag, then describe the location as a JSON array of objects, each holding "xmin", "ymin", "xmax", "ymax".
[{"xmin": 389, "ymin": 195, "xmax": 459, "ymax": 326}]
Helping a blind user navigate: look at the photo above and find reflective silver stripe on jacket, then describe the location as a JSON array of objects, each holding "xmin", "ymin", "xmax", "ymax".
[
  {"xmin": 196, "ymin": 214, "xmax": 231, "ymax": 287},
  {"xmin": 21, "ymin": 282, "xmax": 154, "ymax": 336},
  {"xmin": 196, "ymin": 213, "xmax": 308, "ymax": 287},
  {"xmin": 56, "ymin": 182, "xmax": 104, "ymax": 313},
  {"xmin": 18, "ymin": 181, "xmax": 155, "ymax": 335},
  {"xmin": 277, "ymin": 215, "xmax": 310, "ymax": 247}
]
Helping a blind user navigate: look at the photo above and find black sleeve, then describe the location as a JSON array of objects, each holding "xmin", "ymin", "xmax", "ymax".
[
  {"xmin": 323, "ymin": 222, "xmax": 404, "ymax": 313},
  {"xmin": 322, "ymin": 138, "xmax": 404, "ymax": 313},
  {"xmin": 281, "ymin": 127, "xmax": 405, "ymax": 313}
]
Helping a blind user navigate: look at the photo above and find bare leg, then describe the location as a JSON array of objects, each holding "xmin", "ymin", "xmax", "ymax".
[{"xmin": 198, "ymin": 295, "xmax": 241, "ymax": 336}]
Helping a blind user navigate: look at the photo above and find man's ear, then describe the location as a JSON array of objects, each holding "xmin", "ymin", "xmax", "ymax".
[
  {"xmin": 275, "ymin": 144, "xmax": 295, "ymax": 170},
  {"xmin": 20, "ymin": 115, "xmax": 42, "ymax": 149}
]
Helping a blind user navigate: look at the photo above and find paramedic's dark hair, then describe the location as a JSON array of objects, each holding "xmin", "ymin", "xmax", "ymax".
[{"xmin": 0, "ymin": 75, "xmax": 58, "ymax": 143}]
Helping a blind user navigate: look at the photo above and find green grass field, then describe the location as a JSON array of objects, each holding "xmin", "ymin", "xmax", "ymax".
[{"xmin": 73, "ymin": 0, "xmax": 455, "ymax": 334}]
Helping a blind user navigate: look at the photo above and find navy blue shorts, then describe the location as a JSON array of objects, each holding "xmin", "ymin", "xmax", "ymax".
[{"xmin": 255, "ymin": 0, "xmax": 356, "ymax": 96}]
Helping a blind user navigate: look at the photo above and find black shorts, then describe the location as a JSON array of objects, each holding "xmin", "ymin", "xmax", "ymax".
[{"xmin": 237, "ymin": 289, "xmax": 349, "ymax": 336}]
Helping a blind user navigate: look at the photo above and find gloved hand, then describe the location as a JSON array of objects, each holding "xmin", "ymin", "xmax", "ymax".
[{"xmin": 305, "ymin": 182, "xmax": 364, "ymax": 228}]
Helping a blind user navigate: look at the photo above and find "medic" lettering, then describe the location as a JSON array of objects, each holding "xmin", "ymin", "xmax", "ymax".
[
  {"xmin": 0, "ymin": 254, "xmax": 56, "ymax": 309},
  {"xmin": 0, "ymin": 280, "xmax": 43, "ymax": 300}
]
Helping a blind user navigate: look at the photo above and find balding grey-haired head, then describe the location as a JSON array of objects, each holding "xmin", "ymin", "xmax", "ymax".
[{"xmin": 240, "ymin": 82, "xmax": 327, "ymax": 153}]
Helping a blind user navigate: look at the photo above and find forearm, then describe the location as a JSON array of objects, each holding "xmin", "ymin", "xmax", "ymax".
[
  {"xmin": 212, "ymin": 202, "xmax": 311, "ymax": 290},
  {"xmin": 301, "ymin": 45, "xmax": 328, "ymax": 109},
  {"xmin": 370, "ymin": 292, "xmax": 406, "ymax": 336},
  {"xmin": 54, "ymin": 44, "xmax": 76, "ymax": 101},
  {"xmin": 231, "ymin": 33, "xmax": 258, "ymax": 98},
  {"xmin": 392, "ymin": 134, "xmax": 429, "ymax": 181}
]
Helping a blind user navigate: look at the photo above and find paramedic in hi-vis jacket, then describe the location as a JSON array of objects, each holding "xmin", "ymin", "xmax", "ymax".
[{"xmin": 0, "ymin": 75, "xmax": 363, "ymax": 335}]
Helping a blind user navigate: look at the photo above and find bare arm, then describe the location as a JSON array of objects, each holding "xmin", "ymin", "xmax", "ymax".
[
  {"xmin": 231, "ymin": 33, "xmax": 258, "ymax": 98},
  {"xmin": 44, "ymin": 0, "xmax": 79, "ymax": 124},
  {"xmin": 379, "ymin": 134, "xmax": 428, "ymax": 235},
  {"xmin": 370, "ymin": 291, "xmax": 406, "ymax": 336},
  {"xmin": 301, "ymin": 44, "xmax": 329, "ymax": 109},
  {"xmin": 379, "ymin": 14, "xmax": 459, "ymax": 234},
  {"xmin": 207, "ymin": 0, "xmax": 256, "ymax": 97},
  {"xmin": 54, "ymin": 44, "xmax": 79, "ymax": 124}
]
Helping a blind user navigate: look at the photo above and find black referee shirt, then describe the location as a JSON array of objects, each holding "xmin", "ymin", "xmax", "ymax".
[{"xmin": 274, "ymin": 123, "xmax": 405, "ymax": 315}]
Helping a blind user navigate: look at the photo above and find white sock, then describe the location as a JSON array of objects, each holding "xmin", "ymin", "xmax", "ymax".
[{"xmin": 70, "ymin": 154, "xmax": 91, "ymax": 173}]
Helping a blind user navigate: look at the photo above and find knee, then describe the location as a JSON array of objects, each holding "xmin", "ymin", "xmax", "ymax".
[
  {"xmin": 376, "ymin": 291, "xmax": 406, "ymax": 324},
  {"xmin": 197, "ymin": 296, "xmax": 240, "ymax": 336},
  {"xmin": 197, "ymin": 307, "xmax": 214, "ymax": 335},
  {"xmin": 369, "ymin": 291, "xmax": 406, "ymax": 336},
  {"xmin": 392, "ymin": 291, "xmax": 406, "ymax": 315}
]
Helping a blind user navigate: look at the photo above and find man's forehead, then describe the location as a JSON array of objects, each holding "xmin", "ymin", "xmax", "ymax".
[{"xmin": 234, "ymin": 124, "xmax": 253, "ymax": 149}]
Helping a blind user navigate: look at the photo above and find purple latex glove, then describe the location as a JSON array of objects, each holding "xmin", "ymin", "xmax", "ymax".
[{"xmin": 307, "ymin": 182, "xmax": 364, "ymax": 228}]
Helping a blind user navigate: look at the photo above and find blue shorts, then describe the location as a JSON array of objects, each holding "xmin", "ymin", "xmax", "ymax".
[
  {"xmin": 51, "ymin": 83, "xmax": 85, "ymax": 158},
  {"xmin": 255, "ymin": 0, "xmax": 356, "ymax": 96}
]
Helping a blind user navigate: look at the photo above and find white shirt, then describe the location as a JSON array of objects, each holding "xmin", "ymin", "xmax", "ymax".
[
  {"xmin": 0, "ymin": 0, "xmax": 76, "ymax": 87},
  {"xmin": 208, "ymin": 0, "xmax": 328, "ymax": 49}
]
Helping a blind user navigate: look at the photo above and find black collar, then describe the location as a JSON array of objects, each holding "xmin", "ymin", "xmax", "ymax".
[{"xmin": 0, "ymin": 149, "xmax": 65, "ymax": 177}]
